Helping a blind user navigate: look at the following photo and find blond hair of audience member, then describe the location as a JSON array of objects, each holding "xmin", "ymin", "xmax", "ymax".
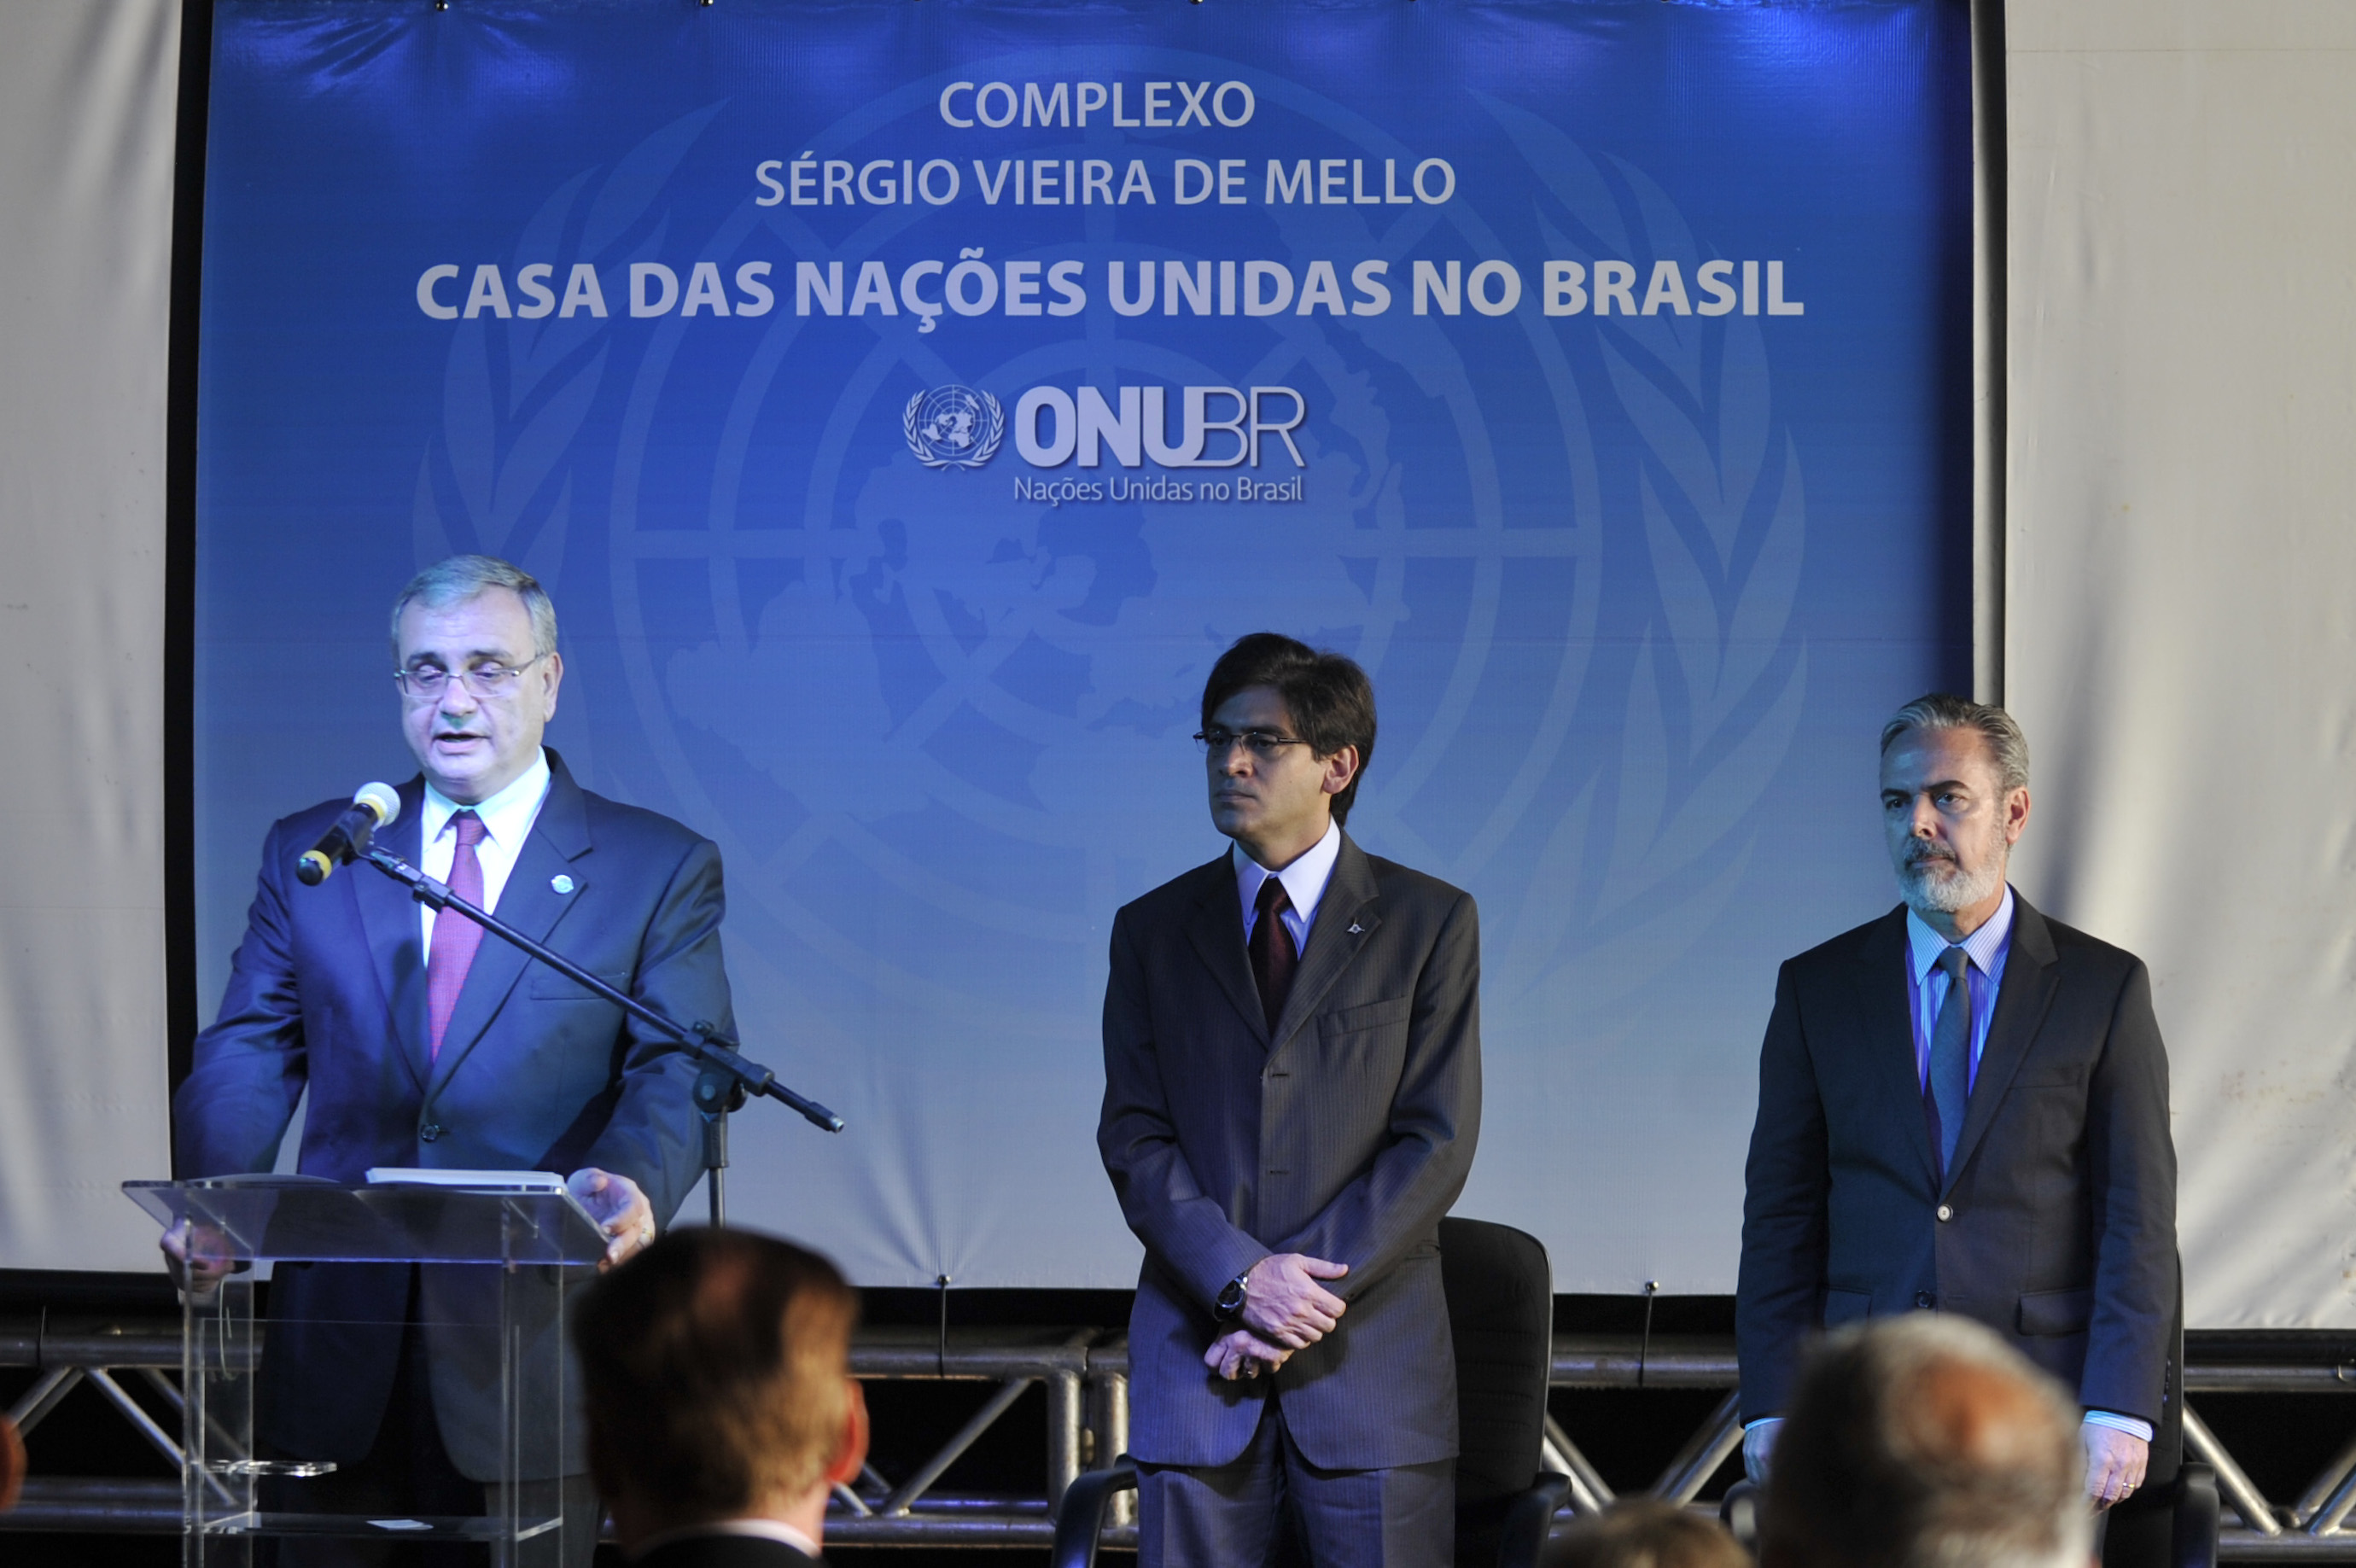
[
  {"xmin": 574, "ymin": 1227, "xmax": 868, "ymax": 1561},
  {"xmin": 1762, "ymin": 1315, "xmax": 2093, "ymax": 1568},
  {"xmin": 1547, "ymin": 1496, "xmax": 1750, "ymax": 1568}
]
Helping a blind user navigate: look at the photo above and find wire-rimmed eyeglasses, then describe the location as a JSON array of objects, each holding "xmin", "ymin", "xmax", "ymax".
[
  {"xmin": 394, "ymin": 655, "xmax": 545, "ymax": 699},
  {"xmin": 1193, "ymin": 727, "xmax": 1308, "ymax": 761}
]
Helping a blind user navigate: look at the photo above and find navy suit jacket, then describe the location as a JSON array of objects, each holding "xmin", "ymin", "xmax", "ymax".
[
  {"xmin": 174, "ymin": 749, "xmax": 731, "ymax": 1477},
  {"xmin": 1736, "ymin": 895, "xmax": 2177, "ymax": 1427},
  {"xmin": 1098, "ymin": 833, "xmax": 1481, "ymax": 1472}
]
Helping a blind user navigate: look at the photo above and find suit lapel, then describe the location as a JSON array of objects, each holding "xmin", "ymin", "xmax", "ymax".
[
  {"xmin": 1268, "ymin": 835, "xmax": 1380, "ymax": 1053},
  {"xmin": 425, "ymin": 755, "xmax": 594, "ymax": 1102},
  {"xmin": 1182, "ymin": 857, "xmax": 1270, "ymax": 1046},
  {"xmin": 353, "ymin": 780, "xmax": 432, "ymax": 1094},
  {"xmin": 1852, "ymin": 906, "xmax": 1939, "ymax": 1192},
  {"xmin": 1944, "ymin": 893, "xmax": 2061, "ymax": 1195}
]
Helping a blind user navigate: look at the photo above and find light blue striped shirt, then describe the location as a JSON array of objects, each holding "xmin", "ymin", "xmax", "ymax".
[{"xmin": 1904, "ymin": 885, "xmax": 2015, "ymax": 1091}]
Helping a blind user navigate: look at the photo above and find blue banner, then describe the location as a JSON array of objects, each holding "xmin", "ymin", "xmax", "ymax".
[{"xmin": 196, "ymin": 0, "xmax": 1970, "ymax": 1288}]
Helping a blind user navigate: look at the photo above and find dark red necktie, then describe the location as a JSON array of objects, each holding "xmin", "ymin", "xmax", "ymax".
[
  {"xmin": 425, "ymin": 810, "xmax": 487, "ymax": 1062},
  {"xmin": 1249, "ymin": 875, "xmax": 1298, "ymax": 1032}
]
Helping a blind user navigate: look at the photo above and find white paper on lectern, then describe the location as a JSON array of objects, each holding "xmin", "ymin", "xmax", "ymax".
[{"xmin": 364, "ymin": 1169, "xmax": 567, "ymax": 1193}]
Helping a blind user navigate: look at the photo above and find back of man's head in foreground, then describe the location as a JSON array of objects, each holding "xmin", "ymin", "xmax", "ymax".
[
  {"xmin": 1762, "ymin": 1314, "xmax": 2091, "ymax": 1568},
  {"xmin": 574, "ymin": 1227, "xmax": 861, "ymax": 1536},
  {"xmin": 1546, "ymin": 1496, "xmax": 1749, "ymax": 1568}
]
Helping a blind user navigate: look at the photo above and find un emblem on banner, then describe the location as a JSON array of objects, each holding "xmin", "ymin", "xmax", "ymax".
[{"xmin": 902, "ymin": 385, "xmax": 1005, "ymax": 469}]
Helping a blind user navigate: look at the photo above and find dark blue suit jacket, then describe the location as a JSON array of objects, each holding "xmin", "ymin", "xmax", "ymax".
[
  {"xmin": 174, "ymin": 749, "xmax": 731, "ymax": 1477},
  {"xmin": 1736, "ymin": 895, "xmax": 2177, "ymax": 1427},
  {"xmin": 1099, "ymin": 834, "xmax": 1482, "ymax": 1472}
]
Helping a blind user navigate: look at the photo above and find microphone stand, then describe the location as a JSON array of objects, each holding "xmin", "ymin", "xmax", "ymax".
[{"xmin": 358, "ymin": 846, "xmax": 842, "ymax": 1229}]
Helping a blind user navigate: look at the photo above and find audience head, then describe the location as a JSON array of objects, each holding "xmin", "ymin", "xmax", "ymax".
[
  {"xmin": 574, "ymin": 1227, "xmax": 866, "ymax": 1551},
  {"xmin": 0, "ymin": 1412, "xmax": 21, "ymax": 1513},
  {"xmin": 1762, "ymin": 1314, "xmax": 2091, "ymax": 1568},
  {"xmin": 1546, "ymin": 1496, "xmax": 1749, "ymax": 1568}
]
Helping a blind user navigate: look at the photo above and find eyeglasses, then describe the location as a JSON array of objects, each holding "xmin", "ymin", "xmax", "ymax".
[
  {"xmin": 395, "ymin": 655, "xmax": 545, "ymax": 699},
  {"xmin": 1194, "ymin": 727, "xmax": 1308, "ymax": 761}
]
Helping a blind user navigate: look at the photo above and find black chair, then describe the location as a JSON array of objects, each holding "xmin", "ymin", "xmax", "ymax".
[{"xmin": 1049, "ymin": 1217, "xmax": 1572, "ymax": 1568}]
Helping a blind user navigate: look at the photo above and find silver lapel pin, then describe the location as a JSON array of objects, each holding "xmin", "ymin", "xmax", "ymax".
[
  {"xmin": 551, "ymin": 874, "xmax": 576, "ymax": 895},
  {"xmin": 1347, "ymin": 922, "xmax": 1363, "ymax": 935}
]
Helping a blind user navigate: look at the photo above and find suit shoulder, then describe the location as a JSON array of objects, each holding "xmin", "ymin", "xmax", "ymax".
[
  {"xmin": 1781, "ymin": 908, "xmax": 1904, "ymax": 979},
  {"xmin": 1362, "ymin": 854, "xmax": 1473, "ymax": 913},
  {"xmin": 1114, "ymin": 856, "xmax": 1228, "ymax": 930},
  {"xmin": 576, "ymin": 787, "xmax": 715, "ymax": 856},
  {"xmin": 2031, "ymin": 907, "xmax": 2148, "ymax": 980},
  {"xmin": 268, "ymin": 794, "xmax": 358, "ymax": 843}
]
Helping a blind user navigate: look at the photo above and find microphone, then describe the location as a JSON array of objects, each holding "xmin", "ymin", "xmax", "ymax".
[{"xmin": 296, "ymin": 783, "xmax": 401, "ymax": 886}]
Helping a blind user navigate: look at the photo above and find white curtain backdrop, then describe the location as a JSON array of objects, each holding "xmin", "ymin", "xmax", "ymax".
[
  {"xmin": 0, "ymin": 0, "xmax": 178, "ymax": 1273},
  {"xmin": 2005, "ymin": 1, "xmax": 2356, "ymax": 1326}
]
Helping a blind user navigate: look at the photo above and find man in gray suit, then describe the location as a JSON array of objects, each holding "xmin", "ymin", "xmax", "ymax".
[
  {"xmin": 1099, "ymin": 632, "xmax": 1482, "ymax": 1568},
  {"xmin": 1737, "ymin": 694, "xmax": 2177, "ymax": 1563}
]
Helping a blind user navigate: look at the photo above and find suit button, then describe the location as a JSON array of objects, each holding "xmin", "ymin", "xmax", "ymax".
[
  {"xmin": 1915, "ymin": 1291, "xmax": 1935, "ymax": 1309},
  {"xmin": 419, "ymin": 1123, "xmax": 445, "ymax": 1143},
  {"xmin": 1936, "ymin": 1204, "xmax": 1953, "ymax": 1222}
]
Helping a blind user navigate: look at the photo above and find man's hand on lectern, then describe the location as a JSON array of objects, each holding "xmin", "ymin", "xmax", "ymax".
[
  {"xmin": 160, "ymin": 1219, "xmax": 234, "ymax": 1296},
  {"xmin": 568, "ymin": 1168, "xmax": 656, "ymax": 1272},
  {"xmin": 1204, "ymin": 1329, "xmax": 1292, "ymax": 1381},
  {"xmin": 1240, "ymin": 1252, "xmax": 1350, "ymax": 1349}
]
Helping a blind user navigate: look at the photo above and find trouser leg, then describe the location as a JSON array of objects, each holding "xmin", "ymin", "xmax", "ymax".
[
  {"xmin": 2102, "ymin": 1482, "xmax": 2176, "ymax": 1568},
  {"xmin": 1275, "ymin": 1400, "xmax": 1454, "ymax": 1568},
  {"xmin": 1137, "ymin": 1406, "xmax": 1286, "ymax": 1568},
  {"xmin": 265, "ymin": 1273, "xmax": 481, "ymax": 1568}
]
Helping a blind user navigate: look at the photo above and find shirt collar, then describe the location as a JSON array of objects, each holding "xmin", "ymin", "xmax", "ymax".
[
  {"xmin": 1233, "ymin": 819, "xmax": 1344, "ymax": 924},
  {"xmin": 627, "ymin": 1517, "xmax": 820, "ymax": 1561},
  {"xmin": 1906, "ymin": 883, "xmax": 2016, "ymax": 982},
  {"xmin": 422, "ymin": 748, "xmax": 552, "ymax": 850}
]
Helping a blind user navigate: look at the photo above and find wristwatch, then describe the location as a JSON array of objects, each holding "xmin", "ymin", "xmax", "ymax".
[{"xmin": 1215, "ymin": 1270, "xmax": 1252, "ymax": 1321}]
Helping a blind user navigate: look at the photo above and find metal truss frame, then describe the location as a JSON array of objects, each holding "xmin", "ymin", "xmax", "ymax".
[{"xmin": 8, "ymin": 1320, "xmax": 2355, "ymax": 1558}]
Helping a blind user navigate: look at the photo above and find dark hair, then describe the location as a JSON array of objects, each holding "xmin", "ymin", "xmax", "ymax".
[
  {"xmin": 1544, "ymin": 1497, "xmax": 1748, "ymax": 1568},
  {"xmin": 1199, "ymin": 632, "xmax": 1377, "ymax": 824},
  {"xmin": 574, "ymin": 1227, "xmax": 857, "ymax": 1519}
]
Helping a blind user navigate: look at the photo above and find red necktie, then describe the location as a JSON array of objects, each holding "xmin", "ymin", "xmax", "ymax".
[
  {"xmin": 425, "ymin": 811, "xmax": 487, "ymax": 1062},
  {"xmin": 1249, "ymin": 875, "xmax": 1298, "ymax": 1033}
]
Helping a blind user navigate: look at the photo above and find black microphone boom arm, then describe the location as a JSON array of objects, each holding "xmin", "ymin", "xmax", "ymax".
[{"xmin": 359, "ymin": 846, "xmax": 843, "ymax": 1134}]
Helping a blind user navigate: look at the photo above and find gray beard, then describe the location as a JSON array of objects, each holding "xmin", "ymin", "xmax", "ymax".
[{"xmin": 1898, "ymin": 848, "xmax": 2007, "ymax": 918}]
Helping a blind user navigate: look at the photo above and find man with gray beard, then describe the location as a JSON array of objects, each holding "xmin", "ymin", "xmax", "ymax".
[{"xmin": 1736, "ymin": 695, "xmax": 2178, "ymax": 1568}]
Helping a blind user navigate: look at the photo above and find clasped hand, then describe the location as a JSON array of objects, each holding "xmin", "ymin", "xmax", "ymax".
[{"xmin": 1203, "ymin": 1252, "xmax": 1350, "ymax": 1382}]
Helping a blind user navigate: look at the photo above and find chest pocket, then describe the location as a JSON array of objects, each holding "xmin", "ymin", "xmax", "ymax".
[{"xmin": 1320, "ymin": 995, "xmax": 1412, "ymax": 1039}]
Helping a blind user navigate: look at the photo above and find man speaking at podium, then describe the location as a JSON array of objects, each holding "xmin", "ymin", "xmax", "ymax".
[
  {"xmin": 1099, "ymin": 633, "xmax": 1482, "ymax": 1568},
  {"xmin": 172, "ymin": 554, "xmax": 732, "ymax": 1560}
]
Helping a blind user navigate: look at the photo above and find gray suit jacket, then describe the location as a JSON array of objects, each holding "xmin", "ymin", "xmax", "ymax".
[
  {"xmin": 1736, "ymin": 895, "xmax": 2177, "ymax": 1425},
  {"xmin": 1099, "ymin": 832, "xmax": 1482, "ymax": 1471}
]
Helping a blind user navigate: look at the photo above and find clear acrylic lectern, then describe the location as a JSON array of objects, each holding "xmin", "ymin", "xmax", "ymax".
[{"xmin": 125, "ymin": 1175, "xmax": 609, "ymax": 1566}]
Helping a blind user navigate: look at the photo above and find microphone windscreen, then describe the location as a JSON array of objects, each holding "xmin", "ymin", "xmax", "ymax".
[{"xmin": 354, "ymin": 781, "xmax": 400, "ymax": 827}]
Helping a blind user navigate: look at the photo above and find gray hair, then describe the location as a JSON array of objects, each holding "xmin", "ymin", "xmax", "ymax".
[
  {"xmin": 389, "ymin": 555, "xmax": 558, "ymax": 661},
  {"xmin": 1880, "ymin": 693, "xmax": 2030, "ymax": 796},
  {"xmin": 1762, "ymin": 1314, "xmax": 2091, "ymax": 1568}
]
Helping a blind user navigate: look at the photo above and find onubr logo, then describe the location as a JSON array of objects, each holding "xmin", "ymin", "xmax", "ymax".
[{"xmin": 903, "ymin": 385, "xmax": 1006, "ymax": 469}]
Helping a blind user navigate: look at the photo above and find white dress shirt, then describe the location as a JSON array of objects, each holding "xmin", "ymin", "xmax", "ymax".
[
  {"xmin": 418, "ymin": 749, "xmax": 552, "ymax": 960},
  {"xmin": 1233, "ymin": 819, "xmax": 1343, "ymax": 952},
  {"xmin": 626, "ymin": 1517, "xmax": 821, "ymax": 1561}
]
